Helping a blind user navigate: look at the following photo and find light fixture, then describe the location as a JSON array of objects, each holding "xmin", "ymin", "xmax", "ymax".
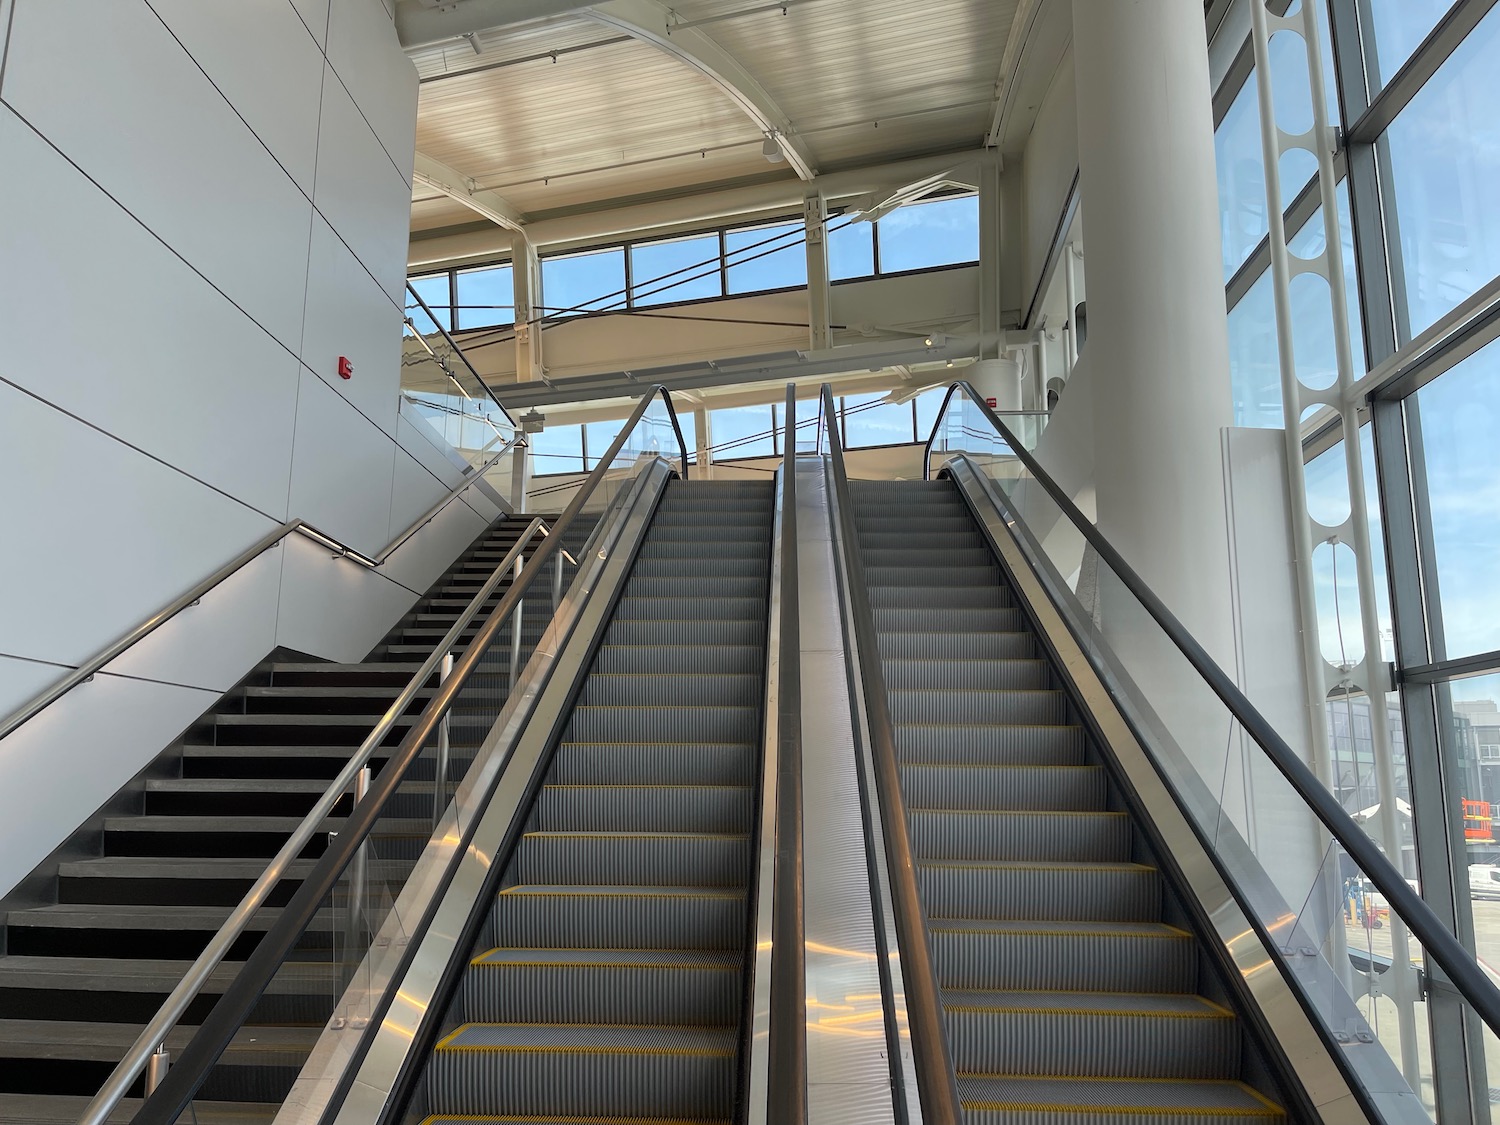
[
  {"xmin": 762, "ymin": 133, "xmax": 784, "ymax": 163},
  {"xmin": 923, "ymin": 336, "xmax": 934, "ymax": 347},
  {"xmin": 520, "ymin": 408, "xmax": 546, "ymax": 434}
]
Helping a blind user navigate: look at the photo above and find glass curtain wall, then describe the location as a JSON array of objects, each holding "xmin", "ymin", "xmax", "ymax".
[{"xmin": 1213, "ymin": 0, "xmax": 1500, "ymax": 1116}]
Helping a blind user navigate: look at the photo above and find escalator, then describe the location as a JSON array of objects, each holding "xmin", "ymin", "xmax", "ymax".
[
  {"xmin": 848, "ymin": 478, "xmax": 1289, "ymax": 1122},
  {"xmin": 0, "ymin": 515, "xmax": 548, "ymax": 1124},
  {"xmin": 414, "ymin": 478, "xmax": 775, "ymax": 1122}
]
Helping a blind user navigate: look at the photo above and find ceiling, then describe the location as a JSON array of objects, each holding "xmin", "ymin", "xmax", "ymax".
[{"xmin": 405, "ymin": 0, "xmax": 1020, "ymax": 241}]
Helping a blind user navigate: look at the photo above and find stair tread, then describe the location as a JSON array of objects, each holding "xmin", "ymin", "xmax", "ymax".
[
  {"xmin": 5, "ymin": 903, "xmax": 319, "ymax": 931},
  {"xmin": 0, "ymin": 1093, "xmax": 277, "ymax": 1125},
  {"xmin": 0, "ymin": 955, "xmax": 332, "ymax": 991},
  {"xmin": 0, "ymin": 1017, "xmax": 316, "ymax": 1056},
  {"xmin": 103, "ymin": 814, "xmax": 429, "ymax": 833},
  {"xmin": 956, "ymin": 1076, "xmax": 1282, "ymax": 1115}
]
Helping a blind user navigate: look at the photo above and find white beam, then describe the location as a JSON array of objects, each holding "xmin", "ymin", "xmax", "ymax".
[
  {"xmin": 986, "ymin": 0, "xmax": 1043, "ymax": 148},
  {"xmin": 412, "ymin": 152, "xmax": 528, "ymax": 232},
  {"xmin": 586, "ymin": 0, "xmax": 817, "ymax": 181},
  {"xmin": 396, "ymin": 0, "xmax": 592, "ymax": 49}
]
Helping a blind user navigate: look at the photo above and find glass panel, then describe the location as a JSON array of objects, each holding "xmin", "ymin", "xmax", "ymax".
[
  {"xmin": 455, "ymin": 264, "xmax": 513, "ymax": 330},
  {"xmin": 541, "ymin": 247, "xmax": 627, "ymax": 317},
  {"xmin": 630, "ymin": 232, "xmax": 722, "ymax": 306},
  {"xmin": 1382, "ymin": 6, "xmax": 1500, "ymax": 339},
  {"xmin": 406, "ymin": 273, "xmax": 452, "ymax": 333},
  {"xmin": 710, "ymin": 404, "xmax": 777, "ymax": 459},
  {"xmin": 1226, "ymin": 182, "xmax": 1364, "ymax": 428},
  {"xmin": 1217, "ymin": 75, "xmax": 1269, "ymax": 282},
  {"xmin": 875, "ymin": 195, "xmax": 980, "ymax": 273},
  {"xmin": 584, "ymin": 419, "xmax": 626, "ymax": 469},
  {"xmin": 914, "ymin": 386, "xmax": 947, "ymax": 444},
  {"xmin": 1364, "ymin": 0, "xmax": 1460, "ymax": 90},
  {"xmin": 725, "ymin": 220, "xmax": 806, "ymax": 294},
  {"xmin": 1407, "ymin": 337, "xmax": 1500, "ymax": 661},
  {"xmin": 829, "ymin": 218, "xmax": 875, "ymax": 280},
  {"xmin": 925, "ymin": 385, "xmax": 1433, "ymax": 1107},
  {"xmin": 842, "ymin": 393, "xmax": 915, "ymax": 448},
  {"xmin": 529, "ymin": 423, "xmax": 585, "ymax": 476}
]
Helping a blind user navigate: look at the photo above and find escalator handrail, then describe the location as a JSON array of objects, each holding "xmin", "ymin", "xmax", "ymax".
[
  {"xmin": 820, "ymin": 383, "xmax": 964, "ymax": 1123},
  {"xmin": 0, "ymin": 435, "xmax": 524, "ymax": 746},
  {"xmin": 763, "ymin": 383, "xmax": 806, "ymax": 1124},
  {"xmin": 125, "ymin": 385, "xmax": 687, "ymax": 1125},
  {"xmin": 925, "ymin": 378, "xmax": 1500, "ymax": 1041}
]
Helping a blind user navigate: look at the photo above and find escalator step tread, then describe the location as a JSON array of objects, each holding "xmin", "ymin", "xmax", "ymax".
[
  {"xmin": 471, "ymin": 948, "xmax": 740, "ymax": 970},
  {"xmin": 436, "ymin": 1023, "xmax": 736, "ymax": 1053},
  {"xmin": 956, "ymin": 1076, "xmax": 1283, "ymax": 1117}
]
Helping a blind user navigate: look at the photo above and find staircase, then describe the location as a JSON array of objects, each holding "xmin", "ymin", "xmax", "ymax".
[
  {"xmin": 850, "ymin": 479, "xmax": 1286, "ymax": 1124},
  {"xmin": 0, "ymin": 515, "xmax": 547, "ymax": 1124},
  {"xmin": 419, "ymin": 479, "xmax": 774, "ymax": 1124}
]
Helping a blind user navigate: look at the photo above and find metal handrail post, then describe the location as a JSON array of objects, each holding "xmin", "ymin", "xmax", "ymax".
[
  {"xmin": 433, "ymin": 652, "xmax": 454, "ymax": 830},
  {"xmin": 508, "ymin": 555, "xmax": 525, "ymax": 692}
]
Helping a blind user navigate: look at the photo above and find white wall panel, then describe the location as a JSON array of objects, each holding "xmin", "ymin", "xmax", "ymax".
[
  {"xmin": 1022, "ymin": 46, "xmax": 1079, "ymax": 309},
  {"xmin": 0, "ymin": 655, "xmax": 68, "ymax": 729},
  {"xmin": 389, "ymin": 445, "xmax": 449, "ymax": 541},
  {"xmin": 286, "ymin": 369, "xmax": 399, "ymax": 554},
  {"xmin": 326, "ymin": 0, "xmax": 417, "ymax": 184},
  {"xmin": 0, "ymin": 382, "xmax": 278, "ymax": 668},
  {"xmin": 396, "ymin": 413, "xmax": 469, "ymax": 491},
  {"xmin": 377, "ymin": 498, "xmax": 489, "ymax": 596},
  {"xmin": 0, "ymin": 109, "xmax": 300, "ymax": 519},
  {"xmin": 275, "ymin": 535, "xmax": 417, "ymax": 661},
  {"xmin": 104, "ymin": 543, "xmax": 283, "ymax": 694},
  {"xmin": 146, "ymin": 0, "xmax": 326, "ymax": 196},
  {"xmin": 290, "ymin": 0, "xmax": 330, "ymax": 48},
  {"xmin": 301, "ymin": 215, "xmax": 404, "ymax": 435},
  {"xmin": 313, "ymin": 62, "xmax": 413, "ymax": 304},
  {"xmin": 3, "ymin": 0, "xmax": 315, "ymax": 352},
  {"xmin": 0, "ymin": 676, "xmax": 220, "ymax": 900}
]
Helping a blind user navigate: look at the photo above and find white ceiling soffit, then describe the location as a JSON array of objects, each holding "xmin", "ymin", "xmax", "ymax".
[
  {"xmin": 585, "ymin": 0, "xmax": 817, "ymax": 181},
  {"xmin": 987, "ymin": 0, "xmax": 1070, "ymax": 155},
  {"xmin": 396, "ymin": 0, "xmax": 592, "ymax": 49},
  {"xmin": 412, "ymin": 151, "xmax": 529, "ymax": 230}
]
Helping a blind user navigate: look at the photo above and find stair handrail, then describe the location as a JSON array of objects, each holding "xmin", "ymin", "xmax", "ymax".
[
  {"xmin": 925, "ymin": 378, "xmax": 1500, "ymax": 1041},
  {"xmin": 76, "ymin": 514, "xmax": 553, "ymax": 1125},
  {"xmin": 403, "ymin": 281, "xmax": 516, "ymax": 431},
  {"xmin": 820, "ymin": 383, "xmax": 965, "ymax": 1123},
  {"xmin": 120, "ymin": 385, "xmax": 689, "ymax": 1125},
  {"xmin": 0, "ymin": 435, "xmax": 525, "ymax": 745}
]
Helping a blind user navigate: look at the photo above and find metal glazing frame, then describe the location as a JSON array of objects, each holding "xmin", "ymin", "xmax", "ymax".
[{"xmin": 1247, "ymin": 0, "xmax": 1424, "ymax": 1091}]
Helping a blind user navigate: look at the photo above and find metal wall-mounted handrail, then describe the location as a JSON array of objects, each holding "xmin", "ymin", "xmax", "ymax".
[
  {"xmin": 820, "ymin": 383, "xmax": 964, "ymax": 1123},
  {"xmin": 925, "ymin": 378, "xmax": 1500, "ymax": 1041},
  {"xmin": 127, "ymin": 385, "xmax": 689, "ymax": 1125},
  {"xmin": 0, "ymin": 435, "xmax": 524, "ymax": 745}
]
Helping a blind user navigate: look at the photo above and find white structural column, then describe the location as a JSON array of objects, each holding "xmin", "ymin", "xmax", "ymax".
[
  {"xmin": 511, "ymin": 233, "xmax": 544, "ymax": 381},
  {"xmin": 804, "ymin": 193, "xmax": 832, "ymax": 351},
  {"xmin": 978, "ymin": 152, "xmax": 1004, "ymax": 359},
  {"xmin": 1071, "ymin": 0, "xmax": 1236, "ymax": 664}
]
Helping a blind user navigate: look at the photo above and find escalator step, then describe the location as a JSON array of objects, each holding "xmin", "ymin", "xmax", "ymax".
[
  {"xmin": 929, "ymin": 920, "xmax": 1198, "ymax": 993},
  {"xmin": 489, "ymin": 886, "xmax": 746, "ymax": 951},
  {"xmin": 427, "ymin": 1024, "xmax": 735, "ymax": 1119},
  {"xmin": 461, "ymin": 948, "xmax": 742, "ymax": 1025},
  {"xmin": 550, "ymin": 743, "xmax": 755, "ymax": 787},
  {"xmin": 512, "ymin": 832, "xmax": 750, "ymax": 886},
  {"xmin": 909, "ymin": 810, "xmax": 1130, "ymax": 862},
  {"xmin": 942, "ymin": 990, "xmax": 1240, "ymax": 1079},
  {"xmin": 917, "ymin": 860, "xmax": 1161, "ymax": 922},
  {"xmin": 899, "ymin": 764, "xmax": 1105, "ymax": 810},
  {"xmin": 533, "ymin": 785, "xmax": 752, "ymax": 834},
  {"xmin": 956, "ymin": 1076, "xmax": 1283, "ymax": 1121}
]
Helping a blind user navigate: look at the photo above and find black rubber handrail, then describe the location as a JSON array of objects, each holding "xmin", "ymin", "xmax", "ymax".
[
  {"xmin": 821, "ymin": 383, "xmax": 964, "ymax": 1123},
  {"xmin": 766, "ymin": 382, "xmax": 807, "ymax": 1124},
  {"xmin": 132, "ymin": 385, "xmax": 690, "ymax": 1125},
  {"xmin": 924, "ymin": 378, "xmax": 1500, "ymax": 1039}
]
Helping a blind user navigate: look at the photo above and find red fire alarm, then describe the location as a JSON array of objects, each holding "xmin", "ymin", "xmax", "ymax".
[{"xmin": 337, "ymin": 356, "xmax": 354, "ymax": 380}]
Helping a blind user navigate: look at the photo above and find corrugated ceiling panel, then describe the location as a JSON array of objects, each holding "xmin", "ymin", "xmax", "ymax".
[{"xmin": 417, "ymin": 38, "xmax": 759, "ymax": 187}]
